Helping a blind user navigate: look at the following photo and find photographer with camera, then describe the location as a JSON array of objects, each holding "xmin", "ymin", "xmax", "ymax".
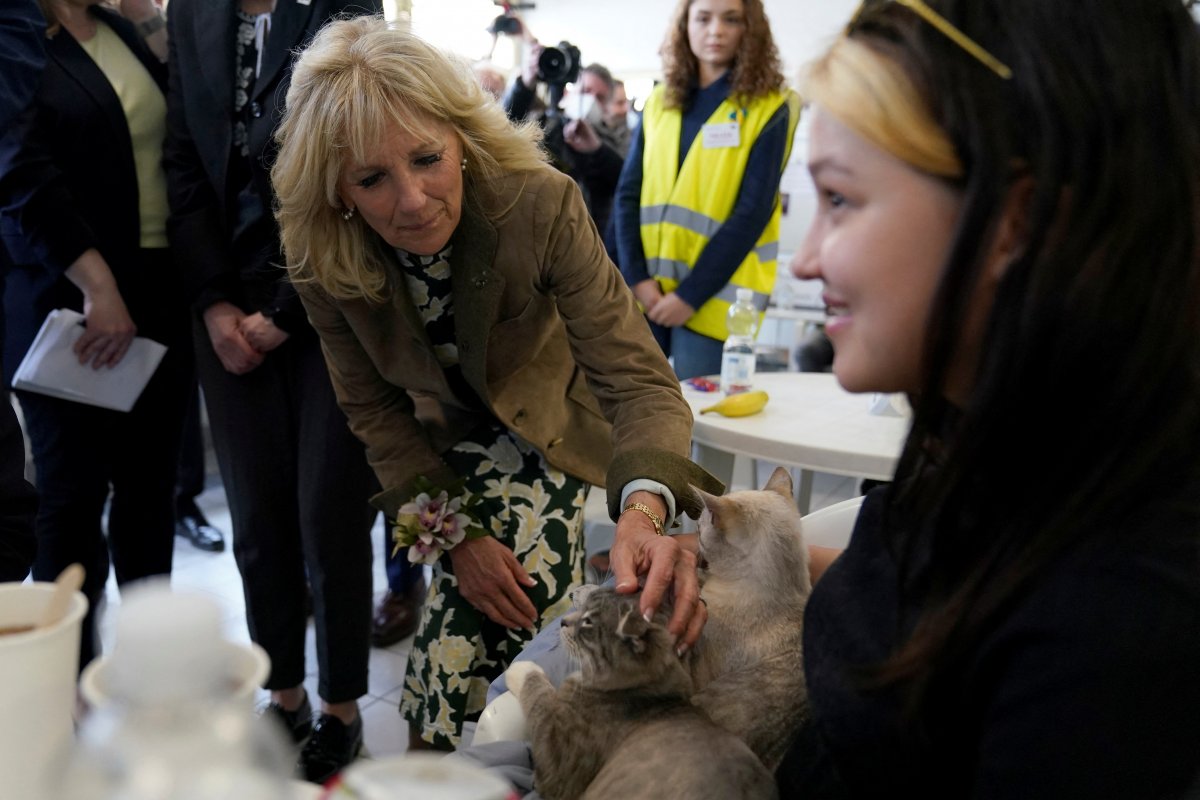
[{"xmin": 501, "ymin": 24, "xmax": 627, "ymax": 252}]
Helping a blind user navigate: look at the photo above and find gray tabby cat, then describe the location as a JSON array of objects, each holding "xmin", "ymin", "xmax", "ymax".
[
  {"xmin": 690, "ymin": 466, "xmax": 811, "ymax": 770},
  {"xmin": 506, "ymin": 585, "xmax": 777, "ymax": 800}
]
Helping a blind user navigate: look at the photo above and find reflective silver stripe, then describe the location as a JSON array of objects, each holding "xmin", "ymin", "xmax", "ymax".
[
  {"xmin": 645, "ymin": 257, "xmax": 691, "ymax": 282},
  {"xmin": 640, "ymin": 205, "xmax": 722, "ymax": 238},
  {"xmin": 754, "ymin": 241, "xmax": 779, "ymax": 263},
  {"xmin": 712, "ymin": 284, "xmax": 771, "ymax": 310},
  {"xmin": 643, "ymin": 206, "xmax": 780, "ymax": 264}
]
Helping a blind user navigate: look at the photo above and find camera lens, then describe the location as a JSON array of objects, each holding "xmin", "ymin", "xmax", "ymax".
[
  {"xmin": 536, "ymin": 41, "xmax": 580, "ymax": 86},
  {"xmin": 537, "ymin": 47, "xmax": 568, "ymax": 84}
]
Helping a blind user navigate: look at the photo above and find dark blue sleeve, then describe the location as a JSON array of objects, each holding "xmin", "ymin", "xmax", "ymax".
[
  {"xmin": 0, "ymin": 104, "xmax": 97, "ymax": 277},
  {"xmin": 502, "ymin": 76, "xmax": 536, "ymax": 124},
  {"xmin": 615, "ymin": 118, "xmax": 647, "ymax": 286},
  {"xmin": 0, "ymin": 1, "xmax": 46, "ymax": 131},
  {"xmin": 673, "ymin": 102, "xmax": 791, "ymax": 311}
]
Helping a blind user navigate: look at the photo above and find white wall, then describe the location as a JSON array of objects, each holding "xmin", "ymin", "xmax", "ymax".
[{"xmin": 516, "ymin": 0, "xmax": 856, "ymax": 82}]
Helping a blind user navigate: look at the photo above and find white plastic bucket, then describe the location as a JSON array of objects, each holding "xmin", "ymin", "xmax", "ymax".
[
  {"xmin": 327, "ymin": 753, "xmax": 515, "ymax": 800},
  {"xmin": 0, "ymin": 581, "xmax": 88, "ymax": 800},
  {"xmin": 80, "ymin": 638, "xmax": 270, "ymax": 710}
]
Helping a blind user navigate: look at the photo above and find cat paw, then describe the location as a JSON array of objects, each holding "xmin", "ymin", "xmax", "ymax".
[{"xmin": 505, "ymin": 660, "xmax": 546, "ymax": 698}]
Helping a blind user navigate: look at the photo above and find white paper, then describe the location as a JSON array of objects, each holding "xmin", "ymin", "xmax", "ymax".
[
  {"xmin": 12, "ymin": 309, "xmax": 167, "ymax": 413},
  {"xmin": 562, "ymin": 90, "xmax": 597, "ymax": 122},
  {"xmin": 702, "ymin": 121, "xmax": 740, "ymax": 148}
]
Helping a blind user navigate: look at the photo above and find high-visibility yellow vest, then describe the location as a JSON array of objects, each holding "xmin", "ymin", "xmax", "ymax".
[{"xmin": 639, "ymin": 85, "xmax": 799, "ymax": 340}]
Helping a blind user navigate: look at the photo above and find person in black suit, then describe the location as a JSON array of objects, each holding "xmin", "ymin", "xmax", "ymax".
[
  {"xmin": 0, "ymin": 0, "xmax": 46, "ymax": 131},
  {"xmin": 163, "ymin": 0, "xmax": 382, "ymax": 783},
  {"xmin": 0, "ymin": 0, "xmax": 45, "ymax": 583},
  {"xmin": 0, "ymin": 0, "xmax": 191, "ymax": 668}
]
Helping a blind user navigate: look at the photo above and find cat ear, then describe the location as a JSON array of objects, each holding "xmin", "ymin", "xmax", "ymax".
[
  {"xmin": 691, "ymin": 484, "xmax": 724, "ymax": 521},
  {"xmin": 616, "ymin": 605, "xmax": 651, "ymax": 654},
  {"xmin": 763, "ymin": 467, "xmax": 794, "ymax": 500},
  {"xmin": 570, "ymin": 584, "xmax": 598, "ymax": 608}
]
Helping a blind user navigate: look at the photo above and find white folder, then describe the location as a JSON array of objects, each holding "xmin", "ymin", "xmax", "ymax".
[{"xmin": 12, "ymin": 308, "xmax": 167, "ymax": 413}]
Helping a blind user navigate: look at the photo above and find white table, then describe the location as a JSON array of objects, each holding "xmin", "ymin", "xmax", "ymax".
[{"xmin": 682, "ymin": 372, "xmax": 910, "ymax": 512}]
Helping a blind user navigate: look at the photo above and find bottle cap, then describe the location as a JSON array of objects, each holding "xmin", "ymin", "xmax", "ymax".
[{"xmin": 735, "ymin": 288, "xmax": 754, "ymax": 303}]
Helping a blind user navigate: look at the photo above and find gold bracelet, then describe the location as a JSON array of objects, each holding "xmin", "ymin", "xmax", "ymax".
[{"xmin": 622, "ymin": 502, "xmax": 665, "ymax": 536}]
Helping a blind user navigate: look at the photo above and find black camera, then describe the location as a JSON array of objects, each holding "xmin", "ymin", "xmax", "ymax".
[
  {"xmin": 537, "ymin": 41, "xmax": 581, "ymax": 86},
  {"xmin": 487, "ymin": 13, "xmax": 522, "ymax": 36}
]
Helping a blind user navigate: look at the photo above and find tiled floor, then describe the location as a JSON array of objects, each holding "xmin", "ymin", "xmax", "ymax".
[{"xmin": 96, "ymin": 460, "xmax": 859, "ymax": 761}]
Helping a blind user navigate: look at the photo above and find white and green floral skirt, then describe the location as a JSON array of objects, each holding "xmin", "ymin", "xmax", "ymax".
[{"xmin": 399, "ymin": 422, "xmax": 587, "ymax": 748}]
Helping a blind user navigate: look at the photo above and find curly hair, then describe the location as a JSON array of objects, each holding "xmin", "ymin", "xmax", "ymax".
[
  {"xmin": 272, "ymin": 15, "xmax": 548, "ymax": 303},
  {"xmin": 660, "ymin": 0, "xmax": 786, "ymax": 108}
]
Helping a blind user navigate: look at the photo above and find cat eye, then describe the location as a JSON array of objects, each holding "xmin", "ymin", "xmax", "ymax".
[{"xmin": 580, "ymin": 614, "xmax": 594, "ymax": 628}]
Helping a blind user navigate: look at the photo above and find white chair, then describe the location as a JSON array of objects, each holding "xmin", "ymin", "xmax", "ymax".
[{"xmin": 800, "ymin": 495, "xmax": 864, "ymax": 550}]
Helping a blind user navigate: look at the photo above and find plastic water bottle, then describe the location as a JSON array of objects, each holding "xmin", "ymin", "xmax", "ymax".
[
  {"xmin": 52, "ymin": 583, "xmax": 293, "ymax": 800},
  {"xmin": 719, "ymin": 288, "xmax": 760, "ymax": 395}
]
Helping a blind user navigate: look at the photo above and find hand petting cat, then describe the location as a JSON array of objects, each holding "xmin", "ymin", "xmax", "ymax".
[{"xmin": 611, "ymin": 490, "xmax": 707, "ymax": 652}]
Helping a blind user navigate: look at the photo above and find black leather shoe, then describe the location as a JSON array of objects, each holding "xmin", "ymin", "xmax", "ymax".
[
  {"xmin": 300, "ymin": 712, "xmax": 363, "ymax": 784},
  {"xmin": 175, "ymin": 514, "xmax": 225, "ymax": 552},
  {"xmin": 371, "ymin": 577, "xmax": 425, "ymax": 647},
  {"xmin": 264, "ymin": 692, "xmax": 314, "ymax": 744}
]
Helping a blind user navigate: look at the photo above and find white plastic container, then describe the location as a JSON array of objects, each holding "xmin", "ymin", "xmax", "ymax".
[
  {"xmin": 325, "ymin": 753, "xmax": 515, "ymax": 800},
  {"xmin": 0, "ymin": 582, "xmax": 88, "ymax": 800},
  {"xmin": 80, "ymin": 637, "xmax": 269, "ymax": 710},
  {"xmin": 53, "ymin": 582, "xmax": 292, "ymax": 800}
]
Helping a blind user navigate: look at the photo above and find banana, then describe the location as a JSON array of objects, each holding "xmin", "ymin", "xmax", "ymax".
[{"xmin": 700, "ymin": 390, "xmax": 769, "ymax": 417}]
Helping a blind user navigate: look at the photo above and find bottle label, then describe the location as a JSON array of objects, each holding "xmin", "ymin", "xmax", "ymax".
[{"xmin": 720, "ymin": 352, "xmax": 755, "ymax": 394}]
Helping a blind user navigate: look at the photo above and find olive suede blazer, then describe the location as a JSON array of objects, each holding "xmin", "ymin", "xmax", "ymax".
[{"xmin": 297, "ymin": 167, "xmax": 721, "ymax": 521}]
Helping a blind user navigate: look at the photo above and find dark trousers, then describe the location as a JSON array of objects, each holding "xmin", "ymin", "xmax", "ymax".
[
  {"xmin": 384, "ymin": 539, "xmax": 421, "ymax": 593},
  {"xmin": 647, "ymin": 320, "xmax": 725, "ymax": 380},
  {"xmin": 20, "ymin": 250, "xmax": 192, "ymax": 670},
  {"xmin": 174, "ymin": 379, "xmax": 206, "ymax": 515},
  {"xmin": 194, "ymin": 320, "xmax": 377, "ymax": 702}
]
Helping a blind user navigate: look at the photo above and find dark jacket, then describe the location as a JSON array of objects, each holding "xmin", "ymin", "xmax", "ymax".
[
  {"xmin": 163, "ymin": 0, "xmax": 382, "ymax": 330},
  {"xmin": 297, "ymin": 167, "xmax": 722, "ymax": 520},
  {"xmin": 0, "ymin": 0, "xmax": 46, "ymax": 131},
  {"xmin": 0, "ymin": 7, "xmax": 168, "ymax": 382}
]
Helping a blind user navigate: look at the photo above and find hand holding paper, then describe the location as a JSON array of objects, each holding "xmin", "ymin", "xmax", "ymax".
[
  {"xmin": 63, "ymin": 248, "xmax": 137, "ymax": 369},
  {"xmin": 76, "ymin": 287, "xmax": 136, "ymax": 369},
  {"xmin": 13, "ymin": 309, "xmax": 168, "ymax": 413}
]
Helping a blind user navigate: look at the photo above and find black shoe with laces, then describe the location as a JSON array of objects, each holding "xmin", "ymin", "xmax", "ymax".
[
  {"xmin": 264, "ymin": 691, "xmax": 313, "ymax": 744},
  {"xmin": 175, "ymin": 513, "xmax": 225, "ymax": 552},
  {"xmin": 300, "ymin": 713, "xmax": 363, "ymax": 784}
]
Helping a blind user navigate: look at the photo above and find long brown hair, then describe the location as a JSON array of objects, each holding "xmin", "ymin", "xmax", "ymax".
[{"xmin": 660, "ymin": 0, "xmax": 785, "ymax": 108}]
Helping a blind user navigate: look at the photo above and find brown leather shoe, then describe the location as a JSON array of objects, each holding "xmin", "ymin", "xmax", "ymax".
[{"xmin": 371, "ymin": 578, "xmax": 425, "ymax": 647}]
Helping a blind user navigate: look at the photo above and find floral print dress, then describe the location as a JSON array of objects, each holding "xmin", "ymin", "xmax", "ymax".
[{"xmin": 394, "ymin": 247, "xmax": 588, "ymax": 748}]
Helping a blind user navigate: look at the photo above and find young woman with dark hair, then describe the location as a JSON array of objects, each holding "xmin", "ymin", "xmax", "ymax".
[{"xmin": 784, "ymin": 0, "xmax": 1200, "ymax": 795}]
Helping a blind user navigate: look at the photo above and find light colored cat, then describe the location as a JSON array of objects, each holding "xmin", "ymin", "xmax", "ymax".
[
  {"xmin": 506, "ymin": 585, "xmax": 777, "ymax": 800},
  {"xmin": 689, "ymin": 466, "xmax": 812, "ymax": 770}
]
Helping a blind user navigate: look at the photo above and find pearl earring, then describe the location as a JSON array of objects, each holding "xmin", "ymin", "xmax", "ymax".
[
  {"xmin": 341, "ymin": 206, "xmax": 356, "ymax": 221},
  {"xmin": 461, "ymin": 158, "xmax": 467, "ymax": 172}
]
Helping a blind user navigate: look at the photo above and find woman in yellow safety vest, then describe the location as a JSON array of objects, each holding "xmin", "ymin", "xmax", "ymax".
[{"xmin": 615, "ymin": 0, "xmax": 798, "ymax": 379}]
